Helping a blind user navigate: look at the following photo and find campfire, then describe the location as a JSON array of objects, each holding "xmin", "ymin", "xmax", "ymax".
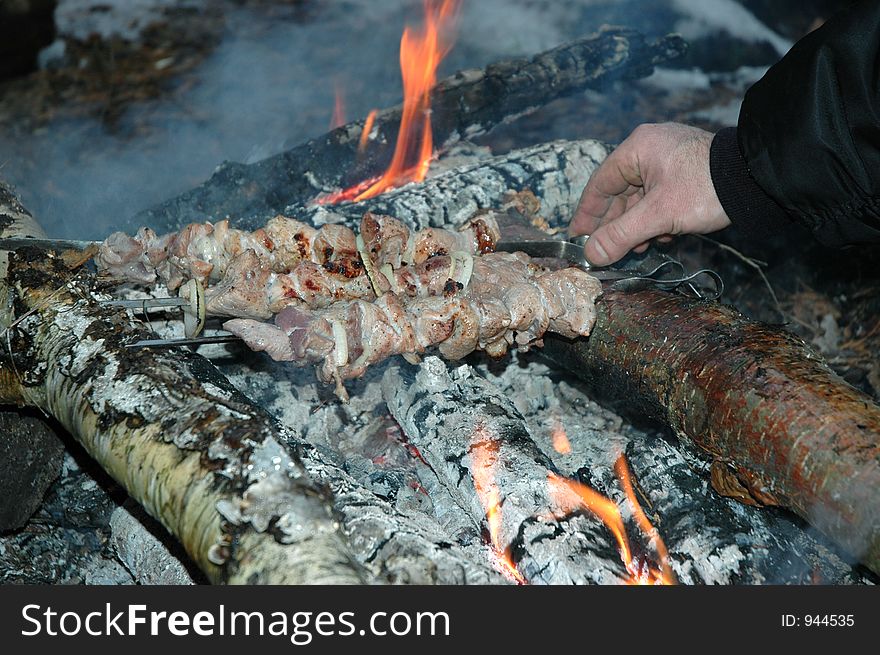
[
  {"xmin": 319, "ymin": 0, "xmax": 460, "ymax": 204},
  {"xmin": 1, "ymin": 1, "xmax": 878, "ymax": 588}
]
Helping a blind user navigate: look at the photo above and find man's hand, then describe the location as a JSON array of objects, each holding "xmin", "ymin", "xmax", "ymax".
[{"xmin": 569, "ymin": 123, "xmax": 731, "ymax": 266}]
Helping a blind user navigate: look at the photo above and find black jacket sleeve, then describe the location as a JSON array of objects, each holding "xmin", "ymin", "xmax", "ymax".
[{"xmin": 710, "ymin": 0, "xmax": 880, "ymax": 246}]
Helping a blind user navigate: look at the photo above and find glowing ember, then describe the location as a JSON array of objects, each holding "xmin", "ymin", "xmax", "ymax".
[
  {"xmin": 358, "ymin": 109, "xmax": 378, "ymax": 152},
  {"xmin": 470, "ymin": 422, "xmax": 527, "ymax": 584},
  {"xmin": 550, "ymin": 419, "xmax": 572, "ymax": 454},
  {"xmin": 548, "ymin": 455, "xmax": 675, "ymax": 585},
  {"xmin": 330, "ymin": 83, "xmax": 346, "ymax": 130},
  {"xmin": 318, "ymin": 0, "xmax": 460, "ymax": 205}
]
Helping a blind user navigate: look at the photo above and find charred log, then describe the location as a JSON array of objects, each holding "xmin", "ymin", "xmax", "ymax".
[
  {"xmin": 127, "ymin": 28, "xmax": 683, "ymax": 232},
  {"xmin": 293, "ymin": 139, "xmax": 608, "ymax": 233},
  {"xmin": 0, "ymin": 410, "xmax": 64, "ymax": 531},
  {"xmin": 542, "ymin": 289, "xmax": 880, "ymax": 575},
  {"xmin": 382, "ymin": 357, "xmax": 636, "ymax": 584}
]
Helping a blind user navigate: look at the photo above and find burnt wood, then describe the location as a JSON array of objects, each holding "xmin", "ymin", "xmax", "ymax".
[{"xmin": 127, "ymin": 27, "xmax": 685, "ymax": 233}]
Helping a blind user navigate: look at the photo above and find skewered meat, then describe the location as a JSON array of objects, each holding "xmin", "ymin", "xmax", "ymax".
[
  {"xmin": 97, "ymin": 213, "xmax": 499, "ymax": 319},
  {"xmin": 224, "ymin": 252, "xmax": 602, "ymax": 396},
  {"xmin": 95, "ymin": 213, "xmax": 499, "ymax": 300},
  {"xmin": 96, "ymin": 217, "xmax": 329, "ymax": 290}
]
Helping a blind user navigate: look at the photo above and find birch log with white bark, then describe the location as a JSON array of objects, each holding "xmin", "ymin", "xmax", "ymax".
[
  {"xmin": 1, "ymin": 181, "xmax": 506, "ymax": 584},
  {"xmin": 0, "ymin": 182, "xmax": 366, "ymax": 584}
]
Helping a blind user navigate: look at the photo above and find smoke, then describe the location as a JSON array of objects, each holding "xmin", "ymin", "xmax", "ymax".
[{"xmin": 0, "ymin": 0, "xmax": 787, "ymax": 239}]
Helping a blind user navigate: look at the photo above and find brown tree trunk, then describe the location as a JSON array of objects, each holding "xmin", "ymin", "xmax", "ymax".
[{"xmin": 543, "ymin": 289, "xmax": 880, "ymax": 574}]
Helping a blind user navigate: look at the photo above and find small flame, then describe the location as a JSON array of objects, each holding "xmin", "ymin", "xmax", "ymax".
[
  {"xmin": 615, "ymin": 455, "xmax": 677, "ymax": 585},
  {"xmin": 550, "ymin": 419, "xmax": 572, "ymax": 454},
  {"xmin": 318, "ymin": 0, "xmax": 460, "ymax": 205},
  {"xmin": 470, "ymin": 423, "xmax": 527, "ymax": 584},
  {"xmin": 330, "ymin": 83, "xmax": 346, "ymax": 130},
  {"xmin": 548, "ymin": 455, "xmax": 675, "ymax": 585},
  {"xmin": 358, "ymin": 109, "xmax": 378, "ymax": 152}
]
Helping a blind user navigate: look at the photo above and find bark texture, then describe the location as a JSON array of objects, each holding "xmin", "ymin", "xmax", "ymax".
[
  {"xmin": 127, "ymin": 28, "xmax": 683, "ymax": 232},
  {"xmin": 543, "ymin": 290, "xmax": 880, "ymax": 574},
  {"xmin": 0, "ymin": 182, "xmax": 65, "ymax": 532}
]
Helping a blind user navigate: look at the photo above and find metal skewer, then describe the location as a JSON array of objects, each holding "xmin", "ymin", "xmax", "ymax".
[
  {"xmin": 0, "ymin": 237, "xmax": 99, "ymax": 251},
  {"xmin": 125, "ymin": 334, "xmax": 241, "ymax": 349},
  {"xmin": 102, "ymin": 297, "xmax": 189, "ymax": 309}
]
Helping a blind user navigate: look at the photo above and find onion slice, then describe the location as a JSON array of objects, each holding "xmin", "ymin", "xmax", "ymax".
[
  {"xmin": 356, "ymin": 234, "xmax": 383, "ymax": 297},
  {"xmin": 379, "ymin": 263, "xmax": 399, "ymax": 294},
  {"xmin": 331, "ymin": 320, "xmax": 349, "ymax": 367},
  {"xmin": 449, "ymin": 251, "xmax": 474, "ymax": 289},
  {"xmin": 180, "ymin": 278, "xmax": 206, "ymax": 338}
]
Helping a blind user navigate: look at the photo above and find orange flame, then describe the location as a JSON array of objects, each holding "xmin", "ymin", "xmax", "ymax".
[
  {"xmin": 548, "ymin": 455, "xmax": 675, "ymax": 585},
  {"xmin": 550, "ymin": 419, "xmax": 572, "ymax": 454},
  {"xmin": 358, "ymin": 109, "xmax": 378, "ymax": 152},
  {"xmin": 470, "ymin": 423, "xmax": 527, "ymax": 584},
  {"xmin": 319, "ymin": 0, "xmax": 460, "ymax": 205},
  {"xmin": 330, "ymin": 83, "xmax": 346, "ymax": 130},
  {"xmin": 615, "ymin": 455, "xmax": 677, "ymax": 585}
]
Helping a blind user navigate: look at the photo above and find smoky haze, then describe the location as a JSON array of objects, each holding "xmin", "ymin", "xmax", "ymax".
[{"xmin": 0, "ymin": 0, "xmax": 786, "ymax": 239}]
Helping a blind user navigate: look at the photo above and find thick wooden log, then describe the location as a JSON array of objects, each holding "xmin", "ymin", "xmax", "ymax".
[
  {"xmin": 382, "ymin": 357, "xmax": 634, "ymax": 584},
  {"xmin": 0, "ymin": 183, "xmax": 66, "ymax": 532},
  {"xmin": 126, "ymin": 28, "xmax": 684, "ymax": 232},
  {"xmin": 542, "ymin": 290, "xmax": 880, "ymax": 574}
]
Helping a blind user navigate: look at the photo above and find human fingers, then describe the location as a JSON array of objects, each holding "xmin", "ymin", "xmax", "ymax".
[
  {"xmin": 583, "ymin": 197, "xmax": 672, "ymax": 266},
  {"xmin": 569, "ymin": 141, "xmax": 644, "ymax": 236}
]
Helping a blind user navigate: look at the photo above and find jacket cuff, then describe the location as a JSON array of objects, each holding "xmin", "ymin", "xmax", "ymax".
[{"xmin": 710, "ymin": 127, "xmax": 794, "ymax": 239}]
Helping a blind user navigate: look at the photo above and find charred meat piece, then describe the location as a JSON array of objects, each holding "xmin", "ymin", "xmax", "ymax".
[{"xmin": 224, "ymin": 253, "xmax": 601, "ymax": 395}]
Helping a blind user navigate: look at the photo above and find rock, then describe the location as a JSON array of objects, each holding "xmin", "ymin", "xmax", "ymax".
[{"xmin": 0, "ymin": 410, "xmax": 64, "ymax": 531}]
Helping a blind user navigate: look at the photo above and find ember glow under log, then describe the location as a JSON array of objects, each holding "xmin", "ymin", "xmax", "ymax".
[{"xmin": 543, "ymin": 290, "xmax": 880, "ymax": 575}]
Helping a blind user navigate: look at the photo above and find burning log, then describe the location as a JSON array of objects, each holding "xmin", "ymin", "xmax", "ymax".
[
  {"xmin": 382, "ymin": 357, "xmax": 671, "ymax": 584},
  {"xmin": 0, "ymin": 183, "xmax": 366, "ymax": 584},
  {"xmin": 542, "ymin": 290, "xmax": 880, "ymax": 575},
  {"xmin": 293, "ymin": 138, "xmax": 608, "ymax": 233},
  {"xmin": 127, "ymin": 28, "xmax": 683, "ymax": 232}
]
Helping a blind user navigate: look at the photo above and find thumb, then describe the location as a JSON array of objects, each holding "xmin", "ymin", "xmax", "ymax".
[{"xmin": 583, "ymin": 198, "xmax": 670, "ymax": 266}]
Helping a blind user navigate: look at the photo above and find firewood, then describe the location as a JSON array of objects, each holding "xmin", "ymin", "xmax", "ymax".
[
  {"xmin": 543, "ymin": 290, "xmax": 880, "ymax": 575},
  {"xmin": 126, "ymin": 28, "xmax": 683, "ymax": 232},
  {"xmin": 292, "ymin": 139, "xmax": 608, "ymax": 233},
  {"xmin": 0, "ymin": 182, "xmax": 66, "ymax": 532}
]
